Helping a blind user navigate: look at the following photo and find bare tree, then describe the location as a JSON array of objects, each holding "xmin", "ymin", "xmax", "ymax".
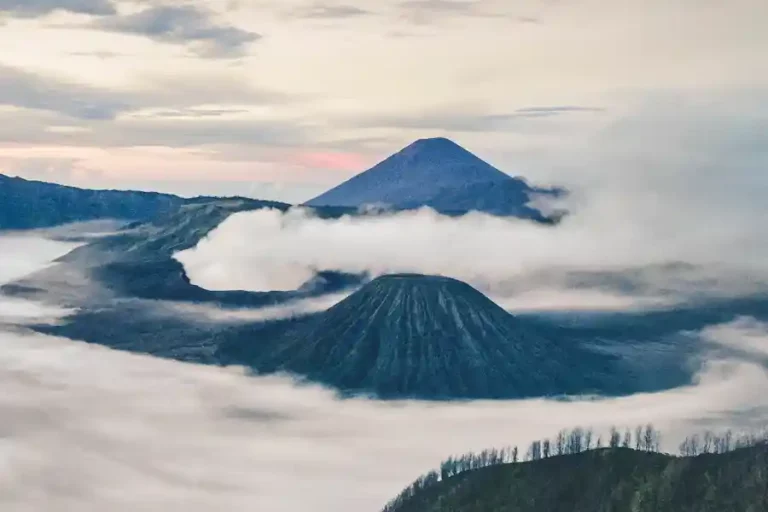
[
  {"xmin": 556, "ymin": 430, "xmax": 566, "ymax": 456},
  {"xmin": 723, "ymin": 430, "xmax": 733, "ymax": 453},
  {"xmin": 679, "ymin": 434, "xmax": 701, "ymax": 456},
  {"xmin": 622, "ymin": 428, "xmax": 632, "ymax": 448},
  {"xmin": 584, "ymin": 429, "xmax": 594, "ymax": 451},
  {"xmin": 643, "ymin": 424, "xmax": 655, "ymax": 451},
  {"xmin": 512, "ymin": 446, "xmax": 519, "ymax": 463},
  {"xmin": 542, "ymin": 439, "xmax": 551, "ymax": 458},
  {"xmin": 609, "ymin": 427, "xmax": 621, "ymax": 448},
  {"xmin": 568, "ymin": 427, "xmax": 585, "ymax": 454},
  {"xmin": 635, "ymin": 425, "xmax": 643, "ymax": 450},
  {"xmin": 526, "ymin": 441, "xmax": 542, "ymax": 461}
]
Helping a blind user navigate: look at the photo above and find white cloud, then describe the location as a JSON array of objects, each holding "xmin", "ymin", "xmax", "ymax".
[
  {"xmin": 2, "ymin": 201, "xmax": 768, "ymax": 512},
  {"xmin": 0, "ymin": 296, "xmax": 74, "ymax": 325},
  {"xmin": 0, "ymin": 321, "xmax": 766, "ymax": 512},
  {"xmin": 174, "ymin": 94, "xmax": 768, "ymax": 308},
  {"xmin": 159, "ymin": 292, "xmax": 351, "ymax": 324},
  {"xmin": 0, "ymin": 234, "xmax": 79, "ymax": 284},
  {"xmin": 174, "ymin": 201, "xmax": 767, "ymax": 308},
  {"xmin": 0, "ymin": 232, "xmax": 82, "ymax": 326},
  {"xmin": 702, "ymin": 317, "xmax": 768, "ymax": 358}
]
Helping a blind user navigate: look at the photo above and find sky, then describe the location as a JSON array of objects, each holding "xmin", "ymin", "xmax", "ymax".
[{"xmin": 1, "ymin": 0, "xmax": 767, "ymax": 201}]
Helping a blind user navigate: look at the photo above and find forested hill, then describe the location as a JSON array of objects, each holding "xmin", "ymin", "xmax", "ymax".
[
  {"xmin": 383, "ymin": 438, "xmax": 768, "ymax": 512},
  {"xmin": 0, "ymin": 173, "xmax": 186, "ymax": 229}
]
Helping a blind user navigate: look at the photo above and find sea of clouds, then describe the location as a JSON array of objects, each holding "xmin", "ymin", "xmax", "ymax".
[{"xmin": 2, "ymin": 231, "xmax": 768, "ymax": 512}]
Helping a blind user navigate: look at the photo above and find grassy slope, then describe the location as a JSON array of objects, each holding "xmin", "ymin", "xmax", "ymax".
[{"xmin": 385, "ymin": 446, "xmax": 768, "ymax": 512}]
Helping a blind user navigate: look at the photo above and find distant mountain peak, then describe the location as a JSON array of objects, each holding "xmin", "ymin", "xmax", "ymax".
[
  {"xmin": 407, "ymin": 136, "xmax": 462, "ymax": 149},
  {"xmin": 305, "ymin": 138, "xmax": 522, "ymax": 210},
  {"xmin": 393, "ymin": 137, "xmax": 487, "ymax": 166},
  {"xmin": 304, "ymin": 137, "xmax": 564, "ymax": 220}
]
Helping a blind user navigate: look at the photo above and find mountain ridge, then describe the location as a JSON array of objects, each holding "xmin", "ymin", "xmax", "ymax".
[{"xmin": 0, "ymin": 173, "xmax": 186, "ymax": 230}]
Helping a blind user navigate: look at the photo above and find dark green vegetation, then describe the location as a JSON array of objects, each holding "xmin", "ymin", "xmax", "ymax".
[
  {"xmin": 0, "ymin": 173, "xmax": 185, "ymax": 229},
  {"xmin": 383, "ymin": 427, "xmax": 768, "ymax": 512},
  {"xmin": 216, "ymin": 274, "xmax": 652, "ymax": 399}
]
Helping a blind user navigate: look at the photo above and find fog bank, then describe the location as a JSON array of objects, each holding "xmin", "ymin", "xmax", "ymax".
[
  {"xmin": 175, "ymin": 99, "xmax": 768, "ymax": 313},
  {"xmin": 0, "ymin": 320, "xmax": 766, "ymax": 512}
]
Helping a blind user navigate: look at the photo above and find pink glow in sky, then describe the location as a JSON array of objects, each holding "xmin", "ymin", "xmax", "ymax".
[{"xmin": 289, "ymin": 151, "xmax": 371, "ymax": 172}]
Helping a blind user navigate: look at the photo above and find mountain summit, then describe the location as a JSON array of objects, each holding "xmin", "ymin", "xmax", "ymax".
[
  {"xmin": 305, "ymin": 137, "xmax": 559, "ymax": 218},
  {"xmin": 215, "ymin": 273, "xmax": 622, "ymax": 399}
]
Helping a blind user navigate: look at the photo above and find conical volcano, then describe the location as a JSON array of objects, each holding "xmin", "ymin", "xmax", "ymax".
[
  {"xmin": 305, "ymin": 138, "xmax": 555, "ymax": 218},
  {"xmin": 215, "ymin": 274, "xmax": 622, "ymax": 399}
]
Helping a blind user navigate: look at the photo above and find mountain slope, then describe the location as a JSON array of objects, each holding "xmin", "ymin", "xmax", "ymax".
[
  {"xmin": 0, "ymin": 173, "xmax": 186, "ymax": 229},
  {"xmin": 400, "ymin": 180, "xmax": 557, "ymax": 219},
  {"xmin": 383, "ymin": 445, "xmax": 768, "ymax": 512},
  {"xmin": 305, "ymin": 138, "xmax": 557, "ymax": 218},
  {"xmin": 215, "ymin": 273, "xmax": 625, "ymax": 399},
  {"xmin": 9, "ymin": 198, "xmax": 362, "ymax": 363}
]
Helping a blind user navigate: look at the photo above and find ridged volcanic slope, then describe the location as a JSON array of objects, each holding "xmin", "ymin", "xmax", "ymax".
[{"xmin": 216, "ymin": 274, "xmax": 621, "ymax": 399}]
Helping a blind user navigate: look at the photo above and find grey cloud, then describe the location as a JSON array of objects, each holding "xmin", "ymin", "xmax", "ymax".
[
  {"xmin": 0, "ymin": 109, "xmax": 310, "ymax": 148},
  {"xmin": 0, "ymin": 63, "xmax": 292, "ymax": 122},
  {"xmin": 0, "ymin": 68, "xmax": 311, "ymax": 154},
  {"xmin": 399, "ymin": 0, "xmax": 473, "ymax": 13},
  {"xmin": 0, "ymin": 0, "xmax": 115, "ymax": 17},
  {"xmin": 516, "ymin": 106, "xmax": 605, "ymax": 115},
  {"xmin": 88, "ymin": 116, "xmax": 310, "ymax": 147},
  {"xmin": 396, "ymin": 0, "xmax": 539, "ymax": 23},
  {"xmin": 69, "ymin": 50, "xmax": 128, "ymax": 59},
  {"xmin": 346, "ymin": 105, "xmax": 603, "ymax": 131},
  {"xmin": 93, "ymin": 5, "xmax": 260, "ymax": 58},
  {"xmin": 298, "ymin": 3, "xmax": 371, "ymax": 19},
  {"xmin": 397, "ymin": 0, "xmax": 474, "ymax": 24},
  {"xmin": 0, "ymin": 64, "xmax": 128, "ymax": 120},
  {"xmin": 348, "ymin": 112, "xmax": 515, "ymax": 131},
  {"xmin": 136, "ymin": 107, "xmax": 252, "ymax": 119}
]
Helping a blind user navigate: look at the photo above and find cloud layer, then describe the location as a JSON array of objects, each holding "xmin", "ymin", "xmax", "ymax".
[
  {"xmin": 2, "ymin": 222, "xmax": 768, "ymax": 512},
  {"xmin": 0, "ymin": 233, "xmax": 79, "ymax": 284},
  {"xmin": 0, "ymin": 0, "xmax": 115, "ymax": 17},
  {"xmin": 175, "ymin": 196, "xmax": 767, "ymax": 309},
  {"xmin": 174, "ymin": 92, "xmax": 768, "ymax": 310},
  {"xmin": 0, "ymin": 320, "xmax": 766, "ymax": 512},
  {"xmin": 93, "ymin": 5, "xmax": 260, "ymax": 58}
]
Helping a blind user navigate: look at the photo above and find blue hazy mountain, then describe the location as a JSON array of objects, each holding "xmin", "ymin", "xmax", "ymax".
[
  {"xmin": 0, "ymin": 173, "xmax": 185, "ymax": 229},
  {"xmin": 215, "ymin": 273, "xmax": 628, "ymax": 399},
  {"xmin": 305, "ymin": 137, "xmax": 560, "ymax": 219}
]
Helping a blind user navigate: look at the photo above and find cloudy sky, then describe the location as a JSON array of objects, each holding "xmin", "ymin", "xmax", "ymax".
[{"xmin": 0, "ymin": 0, "xmax": 766, "ymax": 201}]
